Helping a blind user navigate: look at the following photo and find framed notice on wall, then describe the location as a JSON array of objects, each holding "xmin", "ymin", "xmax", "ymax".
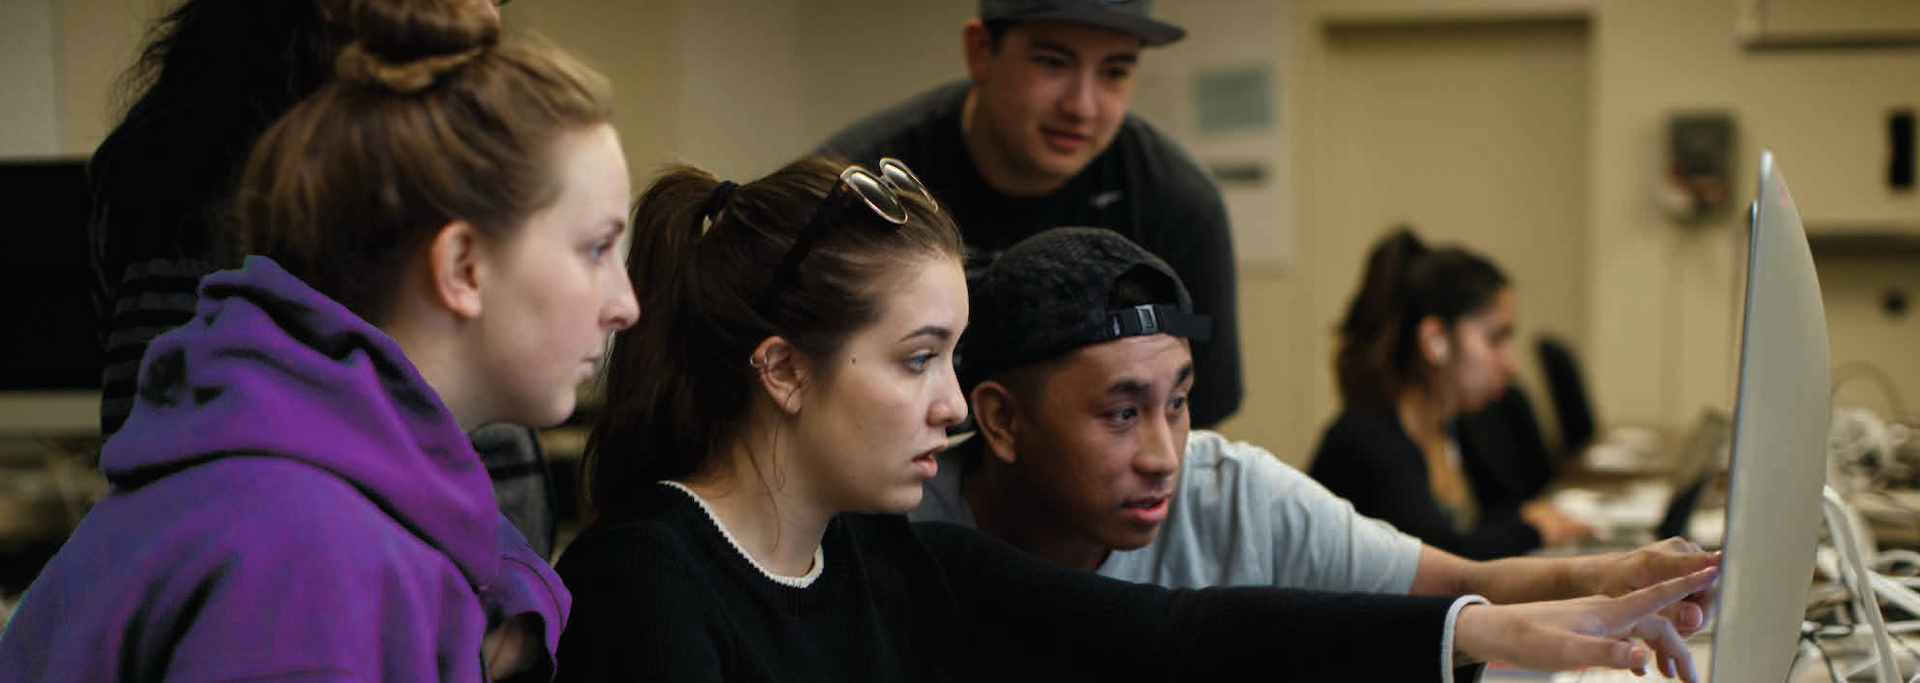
[{"xmin": 1134, "ymin": 61, "xmax": 1291, "ymax": 269}]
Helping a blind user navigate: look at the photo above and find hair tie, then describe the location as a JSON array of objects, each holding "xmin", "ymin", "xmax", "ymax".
[{"xmin": 696, "ymin": 180, "xmax": 738, "ymax": 232}]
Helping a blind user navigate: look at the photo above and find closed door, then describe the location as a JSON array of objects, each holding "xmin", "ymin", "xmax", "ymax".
[{"xmin": 1304, "ymin": 17, "xmax": 1593, "ymax": 441}]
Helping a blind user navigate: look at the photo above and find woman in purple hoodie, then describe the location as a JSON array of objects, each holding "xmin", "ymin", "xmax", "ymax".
[{"xmin": 0, "ymin": 0, "xmax": 635, "ymax": 680}]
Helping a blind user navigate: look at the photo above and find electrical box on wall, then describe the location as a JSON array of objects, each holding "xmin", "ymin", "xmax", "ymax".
[{"xmin": 1660, "ymin": 112, "xmax": 1736, "ymax": 224}]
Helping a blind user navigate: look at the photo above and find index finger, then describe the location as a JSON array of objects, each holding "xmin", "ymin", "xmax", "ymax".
[{"xmin": 1607, "ymin": 566, "xmax": 1722, "ymax": 626}]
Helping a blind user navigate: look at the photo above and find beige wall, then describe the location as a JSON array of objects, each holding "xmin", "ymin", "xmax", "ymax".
[
  {"xmin": 0, "ymin": 0, "xmax": 62, "ymax": 157},
  {"xmin": 506, "ymin": 0, "xmax": 673, "ymax": 195},
  {"xmin": 53, "ymin": 0, "xmax": 156, "ymax": 155},
  {"xmin": 658, "ymin": 0, "xmax": 810, "ymax": 180},
  {"xmin": 799, "ymin": 1, "xmax": 976, "ymax": 153}
]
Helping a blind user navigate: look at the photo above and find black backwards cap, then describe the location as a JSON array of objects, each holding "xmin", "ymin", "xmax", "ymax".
[
  {"xmin": 959, "ymin": 227, "xmax": 1211, "ymax": 394},
  {"xmin": 980, "ymin": 0, "xmax": 1187, "ymax": 47}
]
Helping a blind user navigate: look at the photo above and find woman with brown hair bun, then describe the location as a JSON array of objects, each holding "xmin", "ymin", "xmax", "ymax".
[{"xmin": 0, "ymin": 0, "xmax": 633, "ymax": 680}]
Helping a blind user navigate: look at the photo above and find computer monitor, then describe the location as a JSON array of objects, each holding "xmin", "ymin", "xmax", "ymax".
[
  {"xmin": 1706, "ymin": 151, "xmax": 1832, "ymax": 681},
  {"xmin": 0, "ymin": 158, "xmax": 101, "ymax": 436}
]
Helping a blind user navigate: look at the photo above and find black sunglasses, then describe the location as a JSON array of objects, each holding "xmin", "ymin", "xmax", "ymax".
[{"xmin": 759, "ymin": 158, "xmax": 936, "ymax": 309}]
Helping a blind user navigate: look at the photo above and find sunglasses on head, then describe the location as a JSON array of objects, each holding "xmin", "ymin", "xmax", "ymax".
[{"xmin": 759, "ymin": 158, "xmax": 937, "ymax": 309}]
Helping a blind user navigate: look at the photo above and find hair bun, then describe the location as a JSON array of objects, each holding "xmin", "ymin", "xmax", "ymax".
[
  {"xmin": 336, "ymin": 42, "xmax": 485, "ymax": 93},
  {"xmin": 332, "ymin": 0, "xmax": 498, "ymax": 93}
]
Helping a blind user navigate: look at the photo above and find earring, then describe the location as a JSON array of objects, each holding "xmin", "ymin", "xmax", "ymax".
[
  {"xmin": 1428, "ymin": 338, "xmax": 1449, "ymax": 363},
  {"xmin": 748, "ymin": 356, "xmax": 767, "ymax": 369}
]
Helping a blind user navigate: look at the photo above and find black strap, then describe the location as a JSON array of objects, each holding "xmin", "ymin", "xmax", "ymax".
[{"xmin": 1105, "ymin": 304, "xmax": 1212, "ymax": 342}]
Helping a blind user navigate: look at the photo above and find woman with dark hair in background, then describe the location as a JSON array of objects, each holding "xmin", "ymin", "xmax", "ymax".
[
  {"xmin": 87, "ymin": 0, "xmax": 350, "ymax": 438},
  {"xmin": 552, "ymin": 159, "xmax": 1718, "ymax": 682},
  {"xmin": 0, "ymin": 0, "xmax": 625, "ymax": 679},
  {"xmin": 1311, "ymin": 227, "xmax": 1593, "ymax": 560}
]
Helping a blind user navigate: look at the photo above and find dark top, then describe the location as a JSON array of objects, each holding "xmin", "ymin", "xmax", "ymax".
[
  {"xmin": 1455, "ymin": 384, "xmax": 1560, "ymax": 513},
  {"xmin": 819, "ymin": 81, "xmax": 1242, "ymax": 428},
  {"xmin": 1310, "ymin": 408, "xmax": 1543, "ymax": 560},
  {"xmin": 554, "ymin": 483, "xmax": 1468, "ymax": 682},
  {"xmin": 88, "ymin": 103, "xmax": 241, "ymax": 437}
]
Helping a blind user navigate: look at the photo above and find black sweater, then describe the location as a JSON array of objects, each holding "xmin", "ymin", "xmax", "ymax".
[
  {"xmin": 1310, "ymin": 408, "xmax": 1543, "ymax": 560},
  {"xmin": 555, "ymin": 483, "xmax": 1470, "ymax": 681}
]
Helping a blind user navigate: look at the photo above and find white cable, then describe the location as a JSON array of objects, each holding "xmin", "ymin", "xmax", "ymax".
[
  {"xmin": 1816, "ymin": 622, "xmax": 1920, "ymax": 637},
  {"xmin": 1825, "ymin": 486, "xmax": 1906, "ymax": 683},
  {"xmin": 1882, "ymin": 550, "xmax": 1920, "ymax": 573}
]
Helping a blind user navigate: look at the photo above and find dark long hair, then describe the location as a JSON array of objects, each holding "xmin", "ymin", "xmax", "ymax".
[
  {"xmin": 88, "ymin": 0, "xmax": 349, "ymax": 318},
  {"xmin": 1335, "ymin": 227, "xmax": 1508, "ymax": 410},
  {"xmin": 582, "ymin": 157, "xmax": 964, "ymax": 518}
]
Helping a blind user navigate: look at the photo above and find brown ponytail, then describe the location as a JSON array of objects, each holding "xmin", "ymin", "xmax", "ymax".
[
  {"xmin": 583, "ymin": 157, "xmax": 964, "ymax": 518},
  {"xmin": 1335, "ymin": 226, "xmax": 1507, "ymax": 410}
]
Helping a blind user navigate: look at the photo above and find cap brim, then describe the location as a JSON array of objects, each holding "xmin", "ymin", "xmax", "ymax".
[{"xmin": 1013, "ymin": 9, "xmax": 1186, "ymax": 46}]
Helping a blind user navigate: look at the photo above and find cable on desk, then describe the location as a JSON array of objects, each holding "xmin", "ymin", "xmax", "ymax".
[{"xmin": 1804, "ymin": 627, "xmax": 1850, "ymax": 683}]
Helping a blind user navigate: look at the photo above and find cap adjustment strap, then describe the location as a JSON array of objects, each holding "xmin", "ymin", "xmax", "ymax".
[{"xmin": 1105, "ymin": 304, "xmax": 1212, "ymax": 342}]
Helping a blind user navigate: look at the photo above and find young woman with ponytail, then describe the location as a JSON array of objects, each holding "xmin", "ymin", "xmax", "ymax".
[
  {"xmin": 1311, "ymin": 227, "xmax": 1593, "ymax": 560},
  {"xmin": 553, "ymin": 161, "xmax": 1718, "ymax": 682},
  {"xmin": 0, "ymin": 1, "xmax": 632, "ymax": 680}
]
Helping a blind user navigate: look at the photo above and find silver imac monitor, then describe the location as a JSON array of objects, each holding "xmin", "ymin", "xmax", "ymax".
[{"xmin": 1707, "ymin": 151, "xmax": 1832, "ymax": 681}]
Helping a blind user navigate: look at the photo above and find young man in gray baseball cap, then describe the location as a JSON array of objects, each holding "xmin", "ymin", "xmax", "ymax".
[
  {"xmin": 818, "ymin": 0, "xmax": 1245, "ymax": 431},
  {"xmin": 912, "ymin": 227, "xmax": 1720, "ymax": 678}
]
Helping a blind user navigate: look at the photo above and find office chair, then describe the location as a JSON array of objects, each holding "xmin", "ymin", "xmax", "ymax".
[
  {"xmin": 1536, "ymin": 335, "xmax": 1597, "ymax": 458},
  {"xmin": 471, "ymin": 424, "xmax": 559, "ymax": 560}
]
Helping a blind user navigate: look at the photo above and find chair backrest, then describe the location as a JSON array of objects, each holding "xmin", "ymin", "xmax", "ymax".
[
  {"xmin": 1535, "ymin": 334, "xmax": 1597, "ymax": 455},
  {"xmin": 472, "ymin": 423, "xmax": 557, "ymax": 560}
]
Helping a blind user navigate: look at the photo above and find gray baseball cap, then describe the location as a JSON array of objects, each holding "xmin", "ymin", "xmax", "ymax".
[{"xmin": 980, "ymin": 0, "xmax": 1186, "ymax": 46}]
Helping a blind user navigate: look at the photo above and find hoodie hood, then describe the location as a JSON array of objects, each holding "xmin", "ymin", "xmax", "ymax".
[{"xmin": 101, "ymin": 256, "xmax": 499, "ymax": 589}]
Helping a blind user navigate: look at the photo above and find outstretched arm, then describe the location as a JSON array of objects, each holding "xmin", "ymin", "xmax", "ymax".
[
  {"xmin": 1411, "ymin": 537, "xmax": 1720, "ymax": 635},
  {"xmin": 917, "ymin": 521, "xmax": 1469, "ymax": 681},
  {"xmin": 921, "ymin": 522, "xmax": 1719, "ymax": 682}
]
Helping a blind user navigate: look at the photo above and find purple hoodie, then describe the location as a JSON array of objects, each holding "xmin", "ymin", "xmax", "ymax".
[{"xmin": 0, "ymin": 257, "xmax": 569, "ymax": 681}]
